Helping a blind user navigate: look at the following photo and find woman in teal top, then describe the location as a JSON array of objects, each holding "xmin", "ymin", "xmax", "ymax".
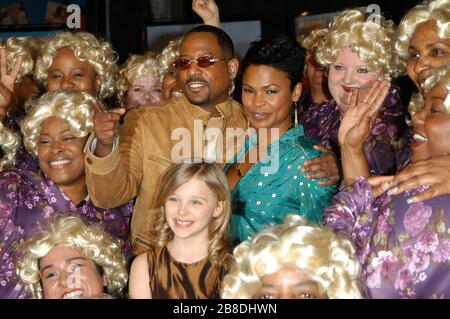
[{"xmin": 224, "ymin": 36, "xmax": 337, "ymax": 244}]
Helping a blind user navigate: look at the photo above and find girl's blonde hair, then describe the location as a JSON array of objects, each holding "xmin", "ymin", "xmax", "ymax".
[
  {"xmin": 315, "ymin": 9, "xmax": 402, "ymax": 78},
  {"xmin": 221, "ymin": 214, "xmax": 363, "ymax": 299},
  {"xmin": 34, "ymin": 31, "xmax": 118, "ymax": 99},
  {"xmin": 116, "ymin": 52, "xmax": 162, "ymax": 106},
  {"xmin": 409, "ymin": 65, "xmax": 450, "ymax": 114},
  {"xmin": 16, "ymin": 215, "xmax": 128, "ymax": 299},
  {"xmin": 0, "ymin": 122, "xmax": 20, "ymax": 170},
  {"xmin": 150, "ymin": 161, "xmax": 232, "ymax": 269},
  {"xmin": 156, "ymin": 37, "xmax": 182, "ymax": 82},
  {"xmin": 396, "ymin": 0, "xmax": 450, "ymax": 73},
  {"xmin": 4, "ymin": 36, "xmax": 41, "ymax": 84},
  {"xmin": 21, "ymin": 90, "xmax": 95, "ymax": 157}
]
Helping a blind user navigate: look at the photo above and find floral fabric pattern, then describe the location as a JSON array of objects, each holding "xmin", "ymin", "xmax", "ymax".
[
  {"xmin": 0, "ymin": 168, "xmax": 132, "ymax": 299},
  {"xmin": 324, "ymin": 176, "xmax": 450, "ymax": 298}
]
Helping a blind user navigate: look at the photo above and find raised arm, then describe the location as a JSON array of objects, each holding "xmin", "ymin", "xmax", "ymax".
[
  {"xmin": 338, "ymin": 80, "xmax": 390, "ymax": 185},
  {"xmin": 0, "ymin": 47, "xmax": 22, "ymax": 123},
  {"xmin": 192, "ymin": 0, "xmax": 221, "ymax": 28}
]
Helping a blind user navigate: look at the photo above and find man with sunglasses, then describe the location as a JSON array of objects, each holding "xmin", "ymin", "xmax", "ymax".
[{"xmin": 84, "ymin": 25, "xmax": 247, "ymax": 255}]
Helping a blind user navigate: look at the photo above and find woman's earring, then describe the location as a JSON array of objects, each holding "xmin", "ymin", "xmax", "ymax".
[{"xmin": 294, "ymin": 103, "xmax": 299, "ymax": 128}]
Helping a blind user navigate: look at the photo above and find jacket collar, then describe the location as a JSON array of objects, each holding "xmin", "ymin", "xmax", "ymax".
[{"xmin": 177, "ymin": 95, "xmax": 237, "ymax": 122}]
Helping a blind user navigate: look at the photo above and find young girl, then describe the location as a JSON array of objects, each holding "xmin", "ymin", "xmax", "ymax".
[{"xmin": 129, "ymin": 161, "xmax": 232, "ymax": 299}]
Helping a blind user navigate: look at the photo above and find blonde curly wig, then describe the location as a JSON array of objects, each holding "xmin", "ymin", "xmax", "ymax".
[
  {"xmin": 116, "ymin": 52, "xmax": 162, "ymax": 106},
  {"xmin": 157, "ymin": 37, "xmax": 182, "ymax": 82},
  {"xmin": 34, "ymin": 31, "xmax": 118, "ymax": 99},
  {"xmin": 21, "ymin": 90, "xmax": 95, "ymax": 157},
  {"xmin": 150, "ymin": 161, "xmax": 233, "ymax": 270},
  {"xmin": 0, "ymin": 122, "xmax": 20, "ymax": 170},
  {"xmin": 409, "ymin": 65, "xmax": 450, "ymax": 114},
  {"xmin": 299, "ymin": 27, "xmax": 329, "ymax": 51},
  {"xmin": 4, "ymin": 36, "xmax": 41, "ymax": 84},
  {"xmin": 221, "ymin": 214, "xmax": 363, "ymax": 299},
  {"xmin": 396, "ymin": 0, "xmax": 450, "ymax": 73},
  {"xmin": 16, "ymin": 214, "xmax": 128, "ymax": 299},
  {"xmin": 315, "ymin": 9, "xmax": 402, "ymax": 78}
]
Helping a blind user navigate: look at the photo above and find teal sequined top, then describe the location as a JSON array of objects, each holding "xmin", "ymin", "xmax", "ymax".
[{"xmin": 224, "ymin": 125, "xmax": 337, "ymax": 245}]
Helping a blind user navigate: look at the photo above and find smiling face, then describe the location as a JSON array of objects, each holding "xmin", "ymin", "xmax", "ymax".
[
  {"xmin": 124, "ymin": 75, "xmax": 162, "ymax": 110},
  {"xmin": 164, "ymin": 177, "xmax": 223, "ymax": 245},
  {"xmin": 37, "ymin": 116, "xmax": 87, "ymax": 191},
  {"xmin": 254, "ymin": 266, "xmax": 325, "ymax": 299},
  {"xmin": 40, "ymin": 245, "xmax": 107, "ymax": 299},
  {"xmin": 242, "ymin": 64, "xmax": 301, "ymax": 135},
  {"xmin": 328, "ymin": 47, "xmax": 380, "ymax": 112},
  {"xmin": 406, "ymin": 20, "xmax": 450, "ymax": 96},
  {"xmin": 47, "ymin": 47, "xmax": 99, "ymax": 95},
  {"xmin": 411, "ymin": 84, "xmax": 450, "ymax": 162},
  {"xmin": 177, "ymin": 32, "xmax": 238, "ymax": 109}
]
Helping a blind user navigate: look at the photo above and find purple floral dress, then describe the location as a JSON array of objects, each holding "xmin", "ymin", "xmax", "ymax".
[
  {"xmin": 301, "ymin": 87, "xmax": 412, "ymax": 175},
  {"xmin": 324, "ymin": 176, "xmax": 450, "ymax": 298},
  {"xmin": 0, "ymin": 168, "xmax": 132, "ymax": 299}
]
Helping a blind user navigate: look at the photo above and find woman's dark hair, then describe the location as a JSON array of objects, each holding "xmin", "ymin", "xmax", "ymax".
[{"xmin": 242, "ymin": 35, "xmax": 306, "ymax": 90}]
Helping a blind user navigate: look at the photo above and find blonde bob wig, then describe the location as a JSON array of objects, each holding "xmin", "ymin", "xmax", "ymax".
[
  {"xmin": 150, "ymin": 161, "xmax": 233, "ymax": 270},
  {"xmin": 396, "ymin": 0, "xmax": 450, "ymax": 72},
  {"xmin": 157, "ymin": 37, "xmax": 182, "ymax": 82},
  {"xmin": 221, "ymin": 214, "xmax": 363, "ymax": 299},
  {"xmin": 0, "ymin": 122, "xmax": 20, "ymax": 170},
  {"xmin": 4, "ymin": 36, "xmax": 41, "ymax": 84},
  {"xmin": 16, "ymin": 215, "xmax": 128, "ymax": 299},
  {"xmin": 409, "ymin": 65, "xmax": 450, "ymax": 114},
  {"xmin": 116, "ymin": 52, "xmax": 162, "ymax": 106},
  {"xmin": 300, "ymin": 27, "xmax": 329, "ymax": 51},
  {"xmin": 315, "ymin": 9, "xmax": 402, "ymax": 78},
  {"xmin": 21, "ymin": 90, "xmax": 95, "ymax": 157},
  {"xmin": 34, "ymin": 31, "xmax": 118, "ymax": 99}
]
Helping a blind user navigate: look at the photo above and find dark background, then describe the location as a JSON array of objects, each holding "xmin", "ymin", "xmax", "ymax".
[{"xmin": 90, "ymin": 0, "xmax": 421, "ymax": 62}]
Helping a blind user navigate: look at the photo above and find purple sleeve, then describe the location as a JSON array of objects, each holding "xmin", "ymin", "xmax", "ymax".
[{"xmin": 323, "ymin": 176, "xmax": 375, "ymax": 238}]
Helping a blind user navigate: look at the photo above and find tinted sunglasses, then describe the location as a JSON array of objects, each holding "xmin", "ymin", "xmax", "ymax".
[{"xmin": 173, "ymin": 56, "xmax": 226, "ymax": 70}]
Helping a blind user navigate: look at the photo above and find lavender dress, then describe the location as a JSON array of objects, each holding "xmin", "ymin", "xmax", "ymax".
[
  {"xmin": 0, "ymin": 168, "xmax": 132, "ymax": 299},
  {"xmin": 301, "ymin": 87, "xmax": 412, "ymax": 175},
  {"xmin": 324, "ymin": 176, "xmax": 450, "ymax": 298}
]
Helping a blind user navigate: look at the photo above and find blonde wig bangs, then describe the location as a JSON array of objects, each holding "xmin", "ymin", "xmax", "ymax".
[
  {"xmin": 116, "ymin": 52, "xmax": 162, "ymax": 105},
  {"xmin": 315, "ymin": 10, "xmax": 402, "ymax": 78},
  {"xmin": 409, "ymin": 65, "xmax": 450, "ymax": 114},
  {"xmin": 396, "ymin": 0, "xmax": 450, "ymax": 72},
  {"xmin": 5, "ymin": 36, "xmax": 40, "ymax": 84},
  {"xmin": 16, "ymin": 215, "xmax": 128, "ymax": 299},
  {"xmin": 21, "ymin": 90, "xmax": 95, "ymax": 157},
  {"xmin": 221, "ymin": 214, "xmax": 362, "ymax": 299},
  {"xmin": 34, "ymin": 32, "xmax": 118, "ymax": 98},
  {"xmin": 0, "ymin": 122, "xmax": 20, "ymax": 169},
  {"xmin": 157, "ymin": 37, "xmax": 182, "ymax": 82},
  {"xmin": 300, "ymin": 27, "xmax": 329, "ymax": 51}
]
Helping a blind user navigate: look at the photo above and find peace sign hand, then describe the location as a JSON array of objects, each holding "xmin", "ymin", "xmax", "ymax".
[
  {"xmin": 0, "ymin": 47, "xmax": 23, "ymax": 121},
  {"xmin": 338, "ymin": 79, "xmax": 390, "ymax": 149}
]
